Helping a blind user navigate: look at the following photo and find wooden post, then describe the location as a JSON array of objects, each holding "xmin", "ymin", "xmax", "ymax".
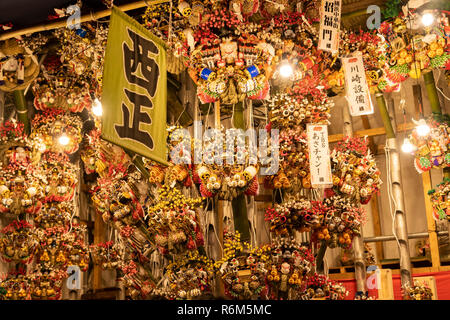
[
  {"xmin": 420, "ymin": 70, "xmax": 443, "ymax": 270},
  {"xmin": 93, "ymin": 215, "xmax": 105, "ymax": 291},
  {"xmin": 213, "ymin": 101, "xmax": 225, "ymax": 297},
  {"xmin": 370, "ymin": 194, "xmax": 384, "ymax": 262},
  {"xmin": 422, "ymin": 172, "xmax": 441, "ymax": 270},
  {"xmin": 376, "ymin": 93, "xmax": 412, "ymax": 292},
  {"xmin": 0, "ymin": 91, "xmax": 4, "ymax": 124}
]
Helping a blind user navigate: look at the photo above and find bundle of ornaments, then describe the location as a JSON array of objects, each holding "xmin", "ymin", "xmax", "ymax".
[
  {"xmin": 428, "ymin": 177, "xmax": 450, "ymax": 221},
  {"xmin": 147, "ymin": 184, "xmax": 204, "ymax": 255},
  {"xmin": 30, "ymin": 23, "xmax": 107, "ymax": 113},
  {"xmin": 264, "ymin": 198, "xmax": 316, "ymax": 237},
  {"xmin": 216, "ymin": 232, "xmax": 348, "ymax": 300},
  {"xmin": 90, "ymin": 241, "xmax": 122, "ymax": 270},
  {"xmin": 141, "ymin": 0, "xmax": 332, "ymax": 104},
  {"xmin": 310, "ymin": 196, "xmax": 367, "ymax": 249},
  {"xmin": 0, "ymin": 123, "xmax": 88, "ymax": 300},
  {"xmin": 195, "ymin": 133, "xmax": 260, "ymax": 200},
  {"xmin": 83, "ymin": 126, "xmax": 211, "ymax": 300},
  {"xmin": 402, "ymin": 280, "xmax": 433, "ymax": 300},
  {"xmin": 407, "ymin": 117, "xmax": 450, "ymax": 173},
  {"xmin": 84, "ymin": 138, "xmax": 158, "ymax": 298},
  {"xmin": 0, "ymin": 120, "xmax": 42, "ymax": 217},
  {"xmin": 264, "ymin": 88, "xmax": 334, "ymax": 193},
  {"xmin": 151, "ymin": 250, "xmax": 215, "ymax": 300},
  {"xmin": 166, "ymin": 125, "xmax": 261, "ymax": 200},
  {"xmin": 378, "ymin": 13, "xmax": 450, "ymax": 83},
  {"xmin": 328, "ymin": 136, "xmax": 382, "ymax": 204}
]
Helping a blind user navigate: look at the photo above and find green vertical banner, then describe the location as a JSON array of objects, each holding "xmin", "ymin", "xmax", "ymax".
[{"xmin": 102, "ymin": 7, "xmax": 168, "ymax": 165}]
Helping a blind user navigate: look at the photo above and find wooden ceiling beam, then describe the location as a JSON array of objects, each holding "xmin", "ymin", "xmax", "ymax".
[{"xmin": 329, "ymin": 122, "xmax": 415, "ymax": 143}]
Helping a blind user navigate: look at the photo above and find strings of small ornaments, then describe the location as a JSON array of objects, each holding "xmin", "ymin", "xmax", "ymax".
[
  {"xmin": 268, "ymin": 89, "xmax": 334, "ymax": 128},
  {"xmin": 28, "ymin": 266, "xmax": 68, "ymax": 300},
  {"xmin": 36, "ymin": 152, "xmax": 78, "ymax": 203},
  {"xmin": 428, "ymin": 177, "xmax": 450, "ymax": 221},
  {"xmin": 264, "ymin": 126, "xmax": 312, "ymax": 194},
  {"xmin": 188, "ymin": 127, "xmax": 260, "ymax": 200}
]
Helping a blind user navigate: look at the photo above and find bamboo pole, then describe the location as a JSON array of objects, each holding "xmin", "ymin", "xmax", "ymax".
[
  {"xmin": 341, "ymin": 103, "xmax": 367, "ymax": 295},
  {"xmin": 423, "ymin": 71, "xmax": 442, "ymax": 115},
  {"xmin": 0, "ymin": 0, "xmax": 170, "ymax": 41},
  {"xmin": 376, "ymin": 93, "xmax": 412, "ymax": 292},
  {"xmin": 13, "ymin": 90, "xmax": 30, "ymax": 134}
]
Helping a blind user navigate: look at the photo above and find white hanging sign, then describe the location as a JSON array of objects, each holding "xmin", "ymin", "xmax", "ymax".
[
  {"xmin": 307, "ymin": 124, "xmax": 332, "ymax": 188},
  {"xmin": 318, "ymin": 0, "xmax": 341, "ymax": 53},
  {"xmin": 342, "ymin": 52, "xmax": 374, "ymax": 116}
]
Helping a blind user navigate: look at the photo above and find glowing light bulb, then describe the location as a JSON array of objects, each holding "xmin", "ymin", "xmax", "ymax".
[
  {"xmin": 58, "ymin": 134, "xmax": 70, "ymax": 146},
  {"xmin": 92, "ymin": 98, "xmax": 103, "ymax": 117},
  {"xmin": 422, "ymin": 12, "xmax": 434, "ymax": 27},
  {"xmin": 401, "ymin": 138, "xmax": 415, "ymax": 153},
  {"xmin": 279, "ymin": 63, "xmax": 293, "ymax": 78},
  {"xmin": 415, "ymin": 119, "xmax": 430, "ymax": 137}
]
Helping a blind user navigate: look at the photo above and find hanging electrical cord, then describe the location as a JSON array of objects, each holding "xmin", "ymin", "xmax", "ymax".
[{"xmin": 436, "ymin": 69, "xmax": 450, "ymax": 102}]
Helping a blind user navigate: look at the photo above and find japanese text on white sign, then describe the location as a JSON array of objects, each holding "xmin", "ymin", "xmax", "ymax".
[
  {"xmin": 307, "ymin": 124, "xmax": 332, "ymax": 188},
  {"xmin": 342, "ymin": 53, "xmax": 374, "ymax": 116},
  {"xmin": 318, "ymin": 0, "xmax": 341, "ymax": 53}
]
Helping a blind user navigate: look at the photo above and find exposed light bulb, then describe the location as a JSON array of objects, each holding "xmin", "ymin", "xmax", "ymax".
[
  {"xmin": 415, "ymin": 119, "xmax": 430, "ymax": 137},
  {"xmin": 279, "ymin": 63, "xmax": 293, "ymax": 78},
  {"xmin": 422, "ymin": 12, "xmax": 434, "ymax": 27},
  {"xmin": 58, "ymin": 134, "xmax": 70, "ymax": 146},
  {"xmin": 401, "ymin": 138, "xmax": 415, "ymax": 153},
  {"xmin": 92, "ymin": 98, "xmax": 103, "ymax": 117}
]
